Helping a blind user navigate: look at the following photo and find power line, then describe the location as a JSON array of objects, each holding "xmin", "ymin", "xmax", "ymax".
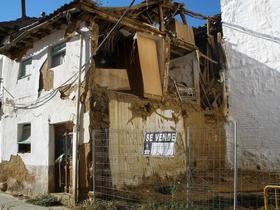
[{"xmin": 5, "ymin": 0, "xmax": 136, "ymax": 110}]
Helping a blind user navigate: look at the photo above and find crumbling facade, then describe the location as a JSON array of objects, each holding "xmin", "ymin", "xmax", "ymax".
[
  {"xmin": 0, "ymin": 0, "xmax": 225, "ymax": 200},
  {"xmin": 0, "ymin": 24, "xmax": 91, "ymax": 194}
]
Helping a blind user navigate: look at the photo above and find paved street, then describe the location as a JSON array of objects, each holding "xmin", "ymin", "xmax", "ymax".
[{"xmin": 0, "ymin": 193, "xmax": 69, "ymax": 210}]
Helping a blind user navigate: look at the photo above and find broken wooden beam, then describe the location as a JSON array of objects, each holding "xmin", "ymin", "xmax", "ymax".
[
  {"xmin": 81, "ymin": 4, "xmax": 165, "ymax": 36},
  {"xmin": 180, "ymin": 11, "xmax": 188, "ymax": 26},
  {"xmin": 183, "ymin": 8, "xmax": 209, "ymax": 20},
  {"xmin": 199, "ymin": 52, "xmax": 218, "ymax": 64},
  {"xmin": 159, "ymin": 4, "xmax": 165, "ymax": 32}
]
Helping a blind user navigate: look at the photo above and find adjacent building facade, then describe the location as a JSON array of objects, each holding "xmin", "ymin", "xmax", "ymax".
[{"xmin": 221, "ymin": 0, "xmax": 280, "ymax": 169}]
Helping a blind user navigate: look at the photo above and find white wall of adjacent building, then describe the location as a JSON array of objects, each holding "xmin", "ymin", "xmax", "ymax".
[{"xmin": 221, "ymin": 0, "xmax": 280, "ymax": 169}]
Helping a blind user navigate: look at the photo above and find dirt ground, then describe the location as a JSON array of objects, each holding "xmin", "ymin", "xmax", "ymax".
[
  {"xmin": 0, "ymin": 192, "xmax": 68, "ymax": 210},
  {"xmin": 93, "ymin": 168, "xmax": 279, "ymax": 210}
]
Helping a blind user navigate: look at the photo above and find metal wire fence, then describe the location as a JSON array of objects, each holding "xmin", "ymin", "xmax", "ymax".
[
  {"xmin": 187, "ymin": 126, "xmax": 234, "ymax": 210},
  {"xmin": 92, "ymin": 129, "xmax": 188, "ymax": 209},
  {"xmin": 235, "ymin": 126, "xmax": 280, "ymax": 210},
  {"xmin": 91, "ymin": 125, "xmax": 280, "ymax": 210}
]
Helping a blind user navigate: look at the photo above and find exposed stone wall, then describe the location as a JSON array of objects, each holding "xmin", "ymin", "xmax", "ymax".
[{"xmin": 0, "ymin": 155, "xmax": 34, "ymax": 194}]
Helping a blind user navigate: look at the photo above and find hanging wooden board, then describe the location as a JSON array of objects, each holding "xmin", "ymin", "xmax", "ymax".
[{"xmin": 136, "ymin": 33, "xmax": 163, "ymax": 99}]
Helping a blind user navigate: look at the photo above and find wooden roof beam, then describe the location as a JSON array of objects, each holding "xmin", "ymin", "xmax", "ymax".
[{"xmin": 81, "ymin": 4, "xmax": 164, "ymax": 35}]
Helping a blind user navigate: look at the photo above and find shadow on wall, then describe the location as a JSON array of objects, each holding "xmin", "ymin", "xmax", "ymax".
[
  {"xmin": 223, "ymin": 22, "xmax": 280, "ymax": 45},
  {"xmin": 224, "ymin": 41, "xmax": 280, "ymax": 170}
]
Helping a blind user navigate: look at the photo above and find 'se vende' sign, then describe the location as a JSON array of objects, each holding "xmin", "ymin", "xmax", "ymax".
[{"xmin": 144, "ymin": 132, "xmax": 177, "ymax": 157}]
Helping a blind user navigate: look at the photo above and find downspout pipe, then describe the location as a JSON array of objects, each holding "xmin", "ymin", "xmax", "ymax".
[
  {"xmin": 233, "ymin": 120, "xmax": 238, "ymax": 210},
  {"xmin": 73, "ymin": 33, "xmax": 83, "ymax": 203},
  {"xmin": 227, "ymin": 117, "xmax": 238, "ymax": 210},
  {"xmin": 0, "ymin": 71, "xmax": 3, "ymax": 162}
]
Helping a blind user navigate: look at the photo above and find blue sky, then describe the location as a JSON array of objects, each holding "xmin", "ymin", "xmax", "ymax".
[{"xmin": 0, "ymin": 0, "xmax": 221, "ymax": 27}]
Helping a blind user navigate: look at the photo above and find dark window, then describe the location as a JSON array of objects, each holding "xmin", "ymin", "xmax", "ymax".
[
  {"xmin": 19, "ymin": 58, "xmax": 32, "ymax": 79},
  {"xmin": 18, "ymin": 123, "xmax": 31, "ymax": 153},
  {"xmin": 51, "ymin": 42, "xmax": 66, "ymax": 68}
]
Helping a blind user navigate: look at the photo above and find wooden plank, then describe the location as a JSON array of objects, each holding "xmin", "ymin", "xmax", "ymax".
[
  {"xmin": 199, "ymin": 52, "xmax": 218, "ymax": 64},
  {"xmin": 94, "ymin": 68, "xmax": 130, "ymax": 90},
  {"xmin": 81, "ymin": 4, "xmax": 164, "ymax": 36},
  {"xmin": 167, "ymin": 19, "xmax": 195, "ymax": 45},
  {"xmin": 159, "ymin": 4, "xmax": 165, "ymax": 32},
  {"xmin": 180, "ymin": 12, "xmax": 188, "ymax": 26},
  {"xmin": 163, "ymin": 36, "xmax": 171, "ymax": 96},
  {"xmin": 136, "ymin": 33, "xmax": 163, "ymax": 99}
]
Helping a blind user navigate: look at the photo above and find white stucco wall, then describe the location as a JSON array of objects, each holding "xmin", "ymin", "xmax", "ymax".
[
  {"xmin": 0, "ymin": 25, "xmax": 91, "ymax": 194},
  {"xmin": 221, "ymin": 0, "xmax": 280, "ymax": 169},
  {"xmin": 0, "ymin": 55, "xmax": 3, "ymax": 162}
]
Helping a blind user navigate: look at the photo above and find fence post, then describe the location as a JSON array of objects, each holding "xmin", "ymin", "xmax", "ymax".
[
  {"xmin": 186, "ymin": 127, "xmax": 191, "ymax": 209},
  {"xmin": 92, "ymin": 130, "xmax": 96, "ymax": 204},
  {"xmin": 233, "ymin": 121, "xmax": 238, "ymax": 210}
]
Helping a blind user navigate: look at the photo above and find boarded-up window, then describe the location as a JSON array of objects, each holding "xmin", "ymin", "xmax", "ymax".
[{"xmin": 136, "ymin": 33, "xmax": 163, "ymax": 99}]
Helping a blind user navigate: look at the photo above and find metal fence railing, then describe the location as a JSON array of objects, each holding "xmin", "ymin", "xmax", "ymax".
[
  {"xmin": 264, "ymin": 186, "xmax": 280, "ymax": 210},
  {"xmin": 90, "ymin": 125, "xmax": 280, "ymax": 210}
]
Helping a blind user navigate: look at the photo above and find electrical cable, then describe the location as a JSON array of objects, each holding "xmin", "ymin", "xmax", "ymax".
[
  {"xmin": 12, "ymin": 59, "xmax": 92, "ymax": 109},
  {"xmin": 5, "ymin": 0, "xmax": 136, "ymax": 110},
  {"xmin": 93, "ymin": 0, "xmax": 136, "ymax": 55},
  {"xmin": 11, "ymin": 50, "xmax": 93, "ymax": 108},
  {"xmin": 3, "ymin": 86, "xmax": 15, "ymax": 99}
]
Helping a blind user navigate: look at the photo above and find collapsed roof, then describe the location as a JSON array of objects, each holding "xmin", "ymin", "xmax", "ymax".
[
  {"xmin": 0, "ymin": 0, "xmax": 216, "ymax": 60},
  {"xmin": 0, "ymin": 0, "xmax": 225, "ymax": 111},
  {"xmin": 0, "ymin": 17, "xmax": 37, "ymax": 44}
]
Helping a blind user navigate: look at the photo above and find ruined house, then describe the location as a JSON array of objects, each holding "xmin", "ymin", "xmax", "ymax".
[{"xmin": 0, "ymin": 0, "xmax": 225, "ymax": 202}]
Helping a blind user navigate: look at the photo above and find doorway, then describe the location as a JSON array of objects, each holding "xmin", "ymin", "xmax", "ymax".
[{"xmin": 53, "ymin": 122, "xmax": 74, "ymax": 193}]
